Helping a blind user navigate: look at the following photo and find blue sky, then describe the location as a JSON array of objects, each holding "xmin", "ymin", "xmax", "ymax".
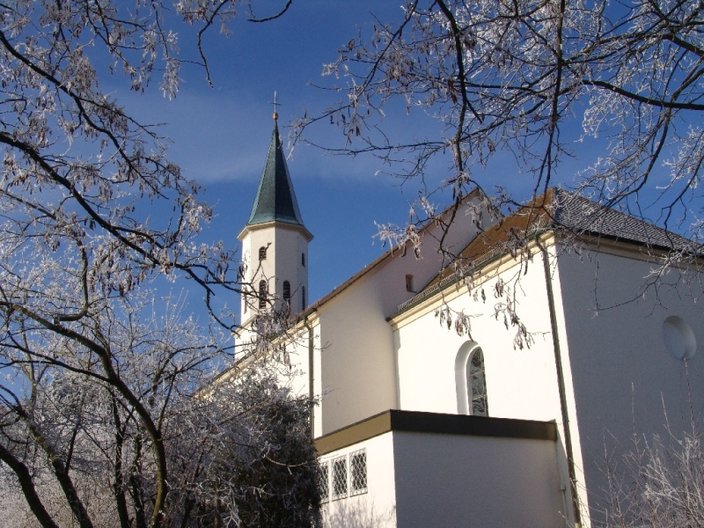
[{"xmin": 121, "ymin": 2, "xmax": 417, "ymax": 311}]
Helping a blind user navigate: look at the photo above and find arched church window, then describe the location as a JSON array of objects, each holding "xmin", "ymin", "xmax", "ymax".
[
  {"xmin": 283, "ymin": 281, "xmax": 291, "ymax": 304},
  {"xmin": 258, "ymin": 246, "xmax": 267, "ymax": 261},
  {"xmin": 455, "ymin": 342, "xmax": 488, "ymax": 416},
  {"xmin": 467, "ymin": 348, "xmax": 488, "ymax": 416},
  {"xmin": 258, "ymin": 280, "xmax": 267, "ymax": 309}
]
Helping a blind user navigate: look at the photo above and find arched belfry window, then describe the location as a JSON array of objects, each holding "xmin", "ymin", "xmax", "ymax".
[
  {"xmin": 283, "ymin": 281, "xmax": 291, "ymax": 304},
  {"xmin": 455, "ymin": 342, "xmax": 488, "ymax": 416},
  {"xmin": 258, "ymin": 246, "xmax": 267, "ymax": 261},
  {"xmin": 258, "ymin": 280, "xmax": 267, "ymax": 309}
]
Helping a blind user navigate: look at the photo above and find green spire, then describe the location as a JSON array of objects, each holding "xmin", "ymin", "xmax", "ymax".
[{"xmin": 246, "ymin": 121, "xmax": 306, "ymax": 228}]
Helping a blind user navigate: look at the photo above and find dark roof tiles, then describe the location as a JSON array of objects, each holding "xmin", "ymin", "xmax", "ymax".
[
  {"xmin": 551, "ymin": 190, "xmax": 693, "ymax": 251},
  {"xmin": 247, "ymin": 123, "xmax": 307, "ymax": 228}
]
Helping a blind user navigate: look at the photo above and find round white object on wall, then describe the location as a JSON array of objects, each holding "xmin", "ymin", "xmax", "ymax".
[{"xmin": 662, "ymin": 316, "xmax": 697, "ymax": 361}]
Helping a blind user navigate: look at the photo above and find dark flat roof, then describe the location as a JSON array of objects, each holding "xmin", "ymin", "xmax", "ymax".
[{"xmin": 315, "ymin": 409, "xmax": 557, "ymax": 455}]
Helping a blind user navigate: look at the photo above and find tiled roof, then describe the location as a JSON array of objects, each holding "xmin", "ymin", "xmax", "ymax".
[
  {"xmin": 551, "ymin": 189, "xmax": 693, "ymax": 251},
  {"xmin": 247, "ymin": 122, "xmax": 307, "ymax": 229},
  {"xmin": 396, "ymin": 188, "xmax": 697, "ymax": 314}
]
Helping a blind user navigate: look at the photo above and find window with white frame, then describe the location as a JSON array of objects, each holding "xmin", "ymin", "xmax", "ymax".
[
  {"xmin": 320, "ymin": 449, "xmax": 368, "ymax": 503},
  {"xmin": 455, "ymin": 342, "xmax": 489, "ymax": 416},
  {"xmin": 332, "ymin": 456, "xmax": 347, "ymax": 499},
  {"xmin": 319, "ymin": 461, "xmax": 330, "ymax": 503},
  {"xmin": 350, "ymin": 450, "xmax": 367, "ymax": 495}
]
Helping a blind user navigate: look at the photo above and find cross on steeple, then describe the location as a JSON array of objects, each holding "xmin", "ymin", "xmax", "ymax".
[{"xmin": 272, "ymin": 91, "xmax": 280, "ymax": 122}]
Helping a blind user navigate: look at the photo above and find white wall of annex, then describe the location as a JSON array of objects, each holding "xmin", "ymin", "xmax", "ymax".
[
  {"xmin": 555, "ymin": 247, "xmax": 704, "ymax": 523},
  {"xmin": 322, "ymin": 433, "xmax": 397, "ymax": 528},
  {"xmin": 392, "ymin": 431, "xmax": 564, "ymax": 527},
  {"xmin": 394, "ymin": 253, "xmax": 563, "ymax": 424}
]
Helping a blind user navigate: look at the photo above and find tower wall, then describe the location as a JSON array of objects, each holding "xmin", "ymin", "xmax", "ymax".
[{"xmin": 239, "ymin": 222, "xmax": 310, "ymax": 323}]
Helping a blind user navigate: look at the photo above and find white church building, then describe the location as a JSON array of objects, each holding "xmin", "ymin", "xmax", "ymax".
[{"xmin": 235, "ymin": 117, "xmax": 704, "ymax": 528}]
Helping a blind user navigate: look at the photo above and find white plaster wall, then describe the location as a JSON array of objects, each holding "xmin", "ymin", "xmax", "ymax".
[
  {"xmin": 394, "ymin": 254, "xmax": 563, "ymax": 424},
  {"xmin": 272, "ymin": 226, "xmax": 309, "ymax": 312},
  {"xmin": 318, "ymin": 280, "xmax": 398, "ymax": 435},
  {"xmin": 316, "ymin": 196, "xmax": 491, "ymax": 435},
  {"xmin": 239, "ymin": 223, "xmax": 309, "ymax": 321},
  {"xmin": 239, "ymin": 226, "xmax": 273, "ymax": 322},
  {"xmin": 392, "ymin": 431, "xmax": 564, "ymax": 527},
  {"xmin": 555, "ymin": 246, "xmax": 704, "ymax": 524},
  {"xmin": 279, "ymin": 327, "xmax": 311, "ymax": 397},
  {"xmin": 238, "ymin": 194, "xmax": 491, "ymax": 431},
  {"xmin": 322, "ymin": 433, "xmax": 397, "ymax": 528}
]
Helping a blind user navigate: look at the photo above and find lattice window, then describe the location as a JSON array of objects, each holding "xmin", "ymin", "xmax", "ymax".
[
  {"xmin": 332, "ymin": 456, "xmax": 347, "ymax": 499},
  {"xmin": 258, "ymin": 246, "xmax": 267, "ymax": 261},
  {"xmin": 350, "ymin": 450, "xmax": 367, "ymax": 495},
  {"xmin": 319, "ymin": 461, "xmax": 329, "ymax": 503}
]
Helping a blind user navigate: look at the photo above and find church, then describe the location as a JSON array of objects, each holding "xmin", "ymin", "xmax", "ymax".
[{"xmin": 234, "ymin": 116, "xmax": 704, "ymax": 528}]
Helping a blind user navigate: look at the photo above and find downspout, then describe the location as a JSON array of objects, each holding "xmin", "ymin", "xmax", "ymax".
[
  {"xmin": 540, "ymin": 239, "xmax": 582, "ymax": 528},
  {"xmin": 303, "ymin": 312, "xmax": 316, "ymax": 439}
]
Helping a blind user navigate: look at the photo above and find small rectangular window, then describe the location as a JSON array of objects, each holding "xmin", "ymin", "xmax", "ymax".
[
  {"xmin": 405, "ymin": 274, "xmax": 414, "ymax": 292},
  {"xmin": 350, "ymin": 450, "xmax": 367, "ymax": 495},
  {"xmin": 332, "ymin": 456, "xmax": 347, "ymax": 499}
]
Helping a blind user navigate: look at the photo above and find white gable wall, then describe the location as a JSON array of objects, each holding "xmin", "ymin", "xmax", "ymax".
[
  {"xmin": 554, "ymin": 243, "xmax": 704, "ymax": 523},
  {"xmin": 392, "ymin": 250, "xmax": 563, "ymax": 423}
]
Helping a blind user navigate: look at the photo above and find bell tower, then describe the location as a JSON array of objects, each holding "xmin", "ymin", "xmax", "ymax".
[{"xmin": 237, "ymin": 111, "xmax": 312, "ymax": 325}]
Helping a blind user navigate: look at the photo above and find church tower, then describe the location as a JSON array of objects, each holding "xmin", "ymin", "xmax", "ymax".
[{"xmin": 238, "ymin": 113, "xmax": 312, "ymax": 325}]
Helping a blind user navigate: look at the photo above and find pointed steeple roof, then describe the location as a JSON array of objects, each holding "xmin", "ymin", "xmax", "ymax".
[{"xmin": 246, "ymin": 120, "xmax": 308, "ymax": 234}]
